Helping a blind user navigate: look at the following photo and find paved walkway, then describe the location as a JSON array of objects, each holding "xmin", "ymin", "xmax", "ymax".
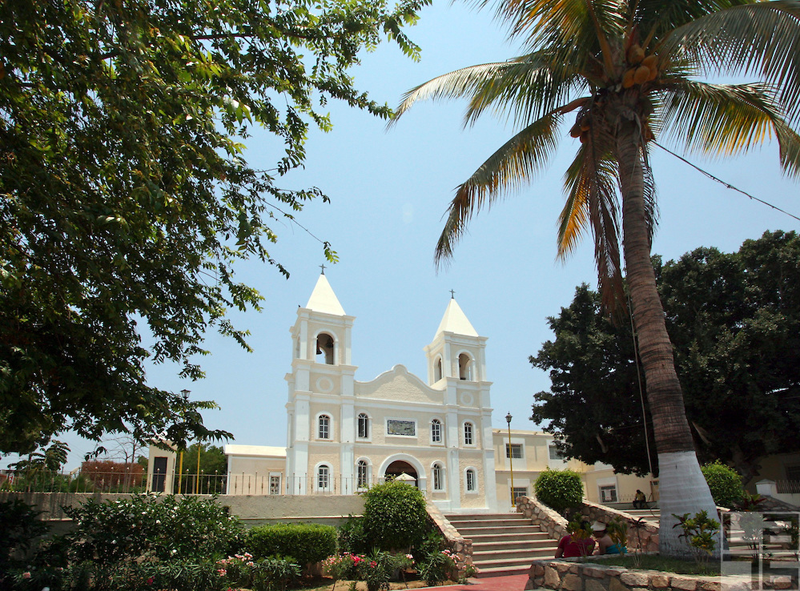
[{"xmin": 421, "ymin": 573, "xmax": 529, "ymax": 591}]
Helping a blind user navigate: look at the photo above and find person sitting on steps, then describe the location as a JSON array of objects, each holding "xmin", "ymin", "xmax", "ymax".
[{"xmin": 632, "ymin": 489, "xmax": 647, "ymax": 509}]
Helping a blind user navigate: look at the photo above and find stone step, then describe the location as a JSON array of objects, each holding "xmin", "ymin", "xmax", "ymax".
[
  {"xmin": 471, "ymin": 538, "xmax": 555, "ymax": 552},
  {"xmin": 444, "ymin": 511, "xmax": 559, "ymax": 575},
  {"xmin": 456, "ymin": 525, "xmax": 544, "ymax": 536},
  {"xmin": 467, "ymin": 532, "xmax": 552, "ymax": 544}
]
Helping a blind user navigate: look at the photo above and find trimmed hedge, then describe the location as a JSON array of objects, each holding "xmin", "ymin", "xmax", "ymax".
[
  {"xmin": 362, "ymin": 481, "xmax": 428, "ymax": 551},
  {"xmin": 534, "ymin": 468, "xmax": 584, "ymax": 514},
  {"xmin": 702, "ymin": 460, "xmax": 743, "ymax": 508},
  {"xmin": 246, "ymin": 523, "xmax": 336, "ymax": 566}
]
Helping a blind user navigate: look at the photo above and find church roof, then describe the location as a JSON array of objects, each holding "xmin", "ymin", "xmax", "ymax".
[
  {"xmin": 305, "ymin": 273, "xmax": 346, "ymax": 315},
  {"xmin": 435, "ymin": 298, "xmax": 478, "ymax": 337}
]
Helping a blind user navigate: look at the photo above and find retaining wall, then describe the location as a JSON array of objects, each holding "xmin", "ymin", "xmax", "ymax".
[
  {"xmin": 516, "ymin": 496, "xmax": 660, "ymax": 552},
  {"xmin": 524, "ymin": 559, "xmax": 729, "ymax": 591}
]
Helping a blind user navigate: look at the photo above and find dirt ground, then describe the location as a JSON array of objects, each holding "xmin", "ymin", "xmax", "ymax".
[{"xmin": 301, "ymin": 577, "xmax": 454, "ymax": 591}]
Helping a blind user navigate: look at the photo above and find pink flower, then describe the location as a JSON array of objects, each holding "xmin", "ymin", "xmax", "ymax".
[
  {"xmin": 147, "ymin": 577, "xmax": 154, "ymax": 585},
  {"xmin": 22, "ymin": 573, "xmax": 31, "ymax": 580}
]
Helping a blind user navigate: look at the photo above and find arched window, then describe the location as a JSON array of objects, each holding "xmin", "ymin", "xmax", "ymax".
[
  {"xmin": 318, "ymin": 414, "xmax": 331, "ymax": 439},
  {"xmin": 458, "ymin": 353, "xmax": 472, "ymax": 380},
  {"xmin": 431, "ymin": 419, "xmax": 442, "ymax": 444},
  {"xmin": 435, "ymin": 357, "xmax": 443, "ymax": 381},
  {"xmin": 357, "ymin": 413, "xmax": 370, "ymax": 439},
  {"xmin": 357, "ymin": 460, "xmax": 369, "ymax": 489},
  {"xmin": 463, "ymin": 421, "xmax": 474, "ymax": 446},
  {"xmin": 317, "ymin": 465, "xmax": 330, "ymax": 490},
  {"xmin": 432, "ymin": 463, "xmax": 444, "ymax": 491},
  {"xmin": 316, "ymin": 333, "xmax": 335, "ymax": 364},
  {"xmin": 465, "ymin": 468, "xmax": 477, "ymax": 492}
]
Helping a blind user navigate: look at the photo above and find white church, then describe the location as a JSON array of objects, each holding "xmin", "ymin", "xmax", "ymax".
[{"xmin": 150, "ymin": 272, "xmax": 651, "ymax": 512}]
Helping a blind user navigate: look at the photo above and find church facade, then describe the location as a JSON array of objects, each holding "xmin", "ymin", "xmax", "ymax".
[
  {"xmin": 149, "ymin": 272, "xmax": 654, "ymax": 510},
  {"xmin": 282, "ymin": 273, "xmax": 498, "ymax": 512}
]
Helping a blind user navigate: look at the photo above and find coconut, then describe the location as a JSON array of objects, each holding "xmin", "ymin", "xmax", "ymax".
[
  {"xmin": 622, "ymin": 69, "xmax": 636, "ymax": 88},
  {"xmin": 634, "ymin": 65, "xmax": 651, "ymax": 84},
  {"xmin": 627, "ymin": 44, "xmax": 645, "ymax": 65}
]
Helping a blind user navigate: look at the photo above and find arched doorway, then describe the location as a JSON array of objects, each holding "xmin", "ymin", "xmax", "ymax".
[{"xmin": 384, "ymin": 460, "xmax": 418, "ymax": 486}]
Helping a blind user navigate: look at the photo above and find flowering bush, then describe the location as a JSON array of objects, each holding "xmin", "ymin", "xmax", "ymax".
[
  {"xmin": 216, "ymin": 553, "xmax": 257, "ymax": 588},
  {"xmin": 63, "ymin": 494, "xmax": 244, "ymax": 565}
]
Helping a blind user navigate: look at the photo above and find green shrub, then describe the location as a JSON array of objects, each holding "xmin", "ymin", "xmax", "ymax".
[
  {"xmin": 417, "ymin": 548, "xmax": 456, "ymax": 586},
  {"xmin": 337, "ymin": 515, "xmax": 370, "ymax": 554},
  {"xmin": 362, "ymin": 481, "xmax": 428, "ymax": 551},
  {"xmin": 62, "ymin": 494, "xmax": 243, "ymax": 565},
  {"xmin": 0, "ymin": 499, "xmax": 47, "ymax": 576},
  {"xmin": 534, "ymin": 469, "xmax": 584, "ymax": 514},
  {"xmin": 246, "ymin": 523, "xmax": 336, "ymax": 567},
  {"xmin": 701, "ymin": 460, "xmax": 743, "ymax": 508},
  {"xmin": 251, "ymin": 557, "xmax": 302, "ymax": 591}
]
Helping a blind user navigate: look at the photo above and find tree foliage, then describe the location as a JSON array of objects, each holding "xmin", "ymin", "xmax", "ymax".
[
  {"xmin": 0, "ymin": 0, "xmax": 428, "ymax": 455},
  {"xmin": 361, "ymin": 481, "xmax": 428, "ymax": 551},
  {"xmin": 701, "ymin": 460, "xmax": 744, "ymax": 509},
  {"xmin": 531, "ymin": 231, "xmax": 800, "ymax": 481},
  {"xmin": 533, "ymin": 468, "xmax": 584, "ymax": 514}
]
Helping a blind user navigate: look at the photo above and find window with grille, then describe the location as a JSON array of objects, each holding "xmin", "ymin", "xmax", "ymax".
[
  {"xmin": 549, "ymin": 444, "xmax": 565, "ymax": 460},
  {"xmin": 431, "ymin": 419, "xmax": 442, "ymax": 443},
  {"xmin": 466, "ymin": 468, "xmax": 476, "ymax": 492},
  {"xmin": 433, "ymin": 463, "xmax": 444, "ymax": 491},
  {"xmin": 269, "ymin": 475, "xmax": 281, "ymax": 495},
  {"xmin": 318, "ymin": 415, "xmax": 330, "ymax": 439},
  {"xmin": 464, "ymin": 422, "xmax": 474, "ymax": 446},
  {"xmin": 599, "ymin": 485, "xmax": 617, "ymax": 503},
  {"xmin": 318, "ymin": 465, "xmax": 330, "ymax": 490},
  {"xmin": 506, "ymin": 443, "xmax": 523, "ymax": 458},
  {"xmin": 357, "ymin": 460, "xmax": 368, "ymax": 489},
  {"xmin": 357, "ymin": 413, "xmax": 369, "ymax": 439},
  {"xmin": 512, "ymin": 487, "xmax": 528, "ymax": 502}
]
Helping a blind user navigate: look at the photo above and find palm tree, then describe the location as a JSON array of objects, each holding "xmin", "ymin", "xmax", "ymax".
[{"xmin": 393, "ymin": 0, "xmax": 800, "ymax": 556}]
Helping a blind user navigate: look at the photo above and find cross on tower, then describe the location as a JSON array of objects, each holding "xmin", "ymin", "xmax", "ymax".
[
  {"xmin": 319, "ymin": 264, "xmax": 326, "ymax": 275},
  {"xmin": 450, "ymin": 289, "xmax": 456, "ymax": 299}
]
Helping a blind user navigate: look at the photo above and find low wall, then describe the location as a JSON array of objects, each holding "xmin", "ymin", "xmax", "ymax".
[
  {"xmin": 524, "ymin": 560, "xmax": 726, "ymax": 591},
  {"xmin": 426, "ymin": 501, "xmax": 473, "ymax": 576},
  {"xmin": 515, "ymin": 496, "xmax": 659, "ymax": 553},
  {"xmin": 0, "ymin": 492, "xmax": 365, "ymax": 527}
]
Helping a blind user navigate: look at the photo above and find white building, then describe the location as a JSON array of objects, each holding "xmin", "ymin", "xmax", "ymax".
[{"xmin": 212, "ymin": 272, "xmax": 655, "ymax": 512}]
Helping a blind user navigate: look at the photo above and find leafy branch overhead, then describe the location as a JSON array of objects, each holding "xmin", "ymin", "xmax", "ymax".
[{"xmin": 0, "ymin": 0, "xmax": 429, "ymax": 454}]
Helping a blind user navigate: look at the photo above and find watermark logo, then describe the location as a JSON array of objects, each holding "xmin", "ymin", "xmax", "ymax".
[{"xmin": 722, "ymin": 511, "xmax": 800, "ymax": 591}]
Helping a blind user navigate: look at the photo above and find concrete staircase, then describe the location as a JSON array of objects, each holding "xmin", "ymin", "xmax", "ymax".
[{"xmin": 444, "ymin": 512, "xmax": 558, "ymax": 576}]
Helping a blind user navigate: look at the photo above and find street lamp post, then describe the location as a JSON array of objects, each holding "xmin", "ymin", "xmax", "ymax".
[
  {"xmin": 178, "ymin": 389, "xmax": 190, "ymax": 494},
  {"xmin": 505, "ymin": 413, "xmax": 515, "ymax": 510}
]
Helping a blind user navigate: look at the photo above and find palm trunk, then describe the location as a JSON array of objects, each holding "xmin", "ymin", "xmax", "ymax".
[{"xmin": 614, "ymin": 115, "xmax": 719, "ymax": 558}]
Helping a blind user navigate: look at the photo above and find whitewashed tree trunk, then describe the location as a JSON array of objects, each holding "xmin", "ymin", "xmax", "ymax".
[{"xmin": 657, "ymin": 451, "xmax": 721, "ymax": 558}]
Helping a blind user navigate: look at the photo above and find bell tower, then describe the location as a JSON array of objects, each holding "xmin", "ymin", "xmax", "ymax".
[
  {"xmin": 285, "ymin": 270, "xmax": 357, "ymax": 494},
  {"xmin": 424, "ymin": 294, "xmax": 497, "ymax": 511}
]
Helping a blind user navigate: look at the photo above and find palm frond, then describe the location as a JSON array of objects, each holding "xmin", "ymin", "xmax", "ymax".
[
  {"xmin": 464, "ymin": 52, "xmax": 587, "ymax": 127},
  {"xmin": 435, "ymin": 111, "xmax": 565, "ymax": 266},
  {"xmin": 390, "ymin": 61, "xmax": 528, "ymax": 125},
  {"xmin": 559, "ymin": 119, "xmax": 625, "ymax": 311},
  {"xmin": 633, "ymin": 0, "xmax": 750, "ymax": 47},
  {"xmin": 658, "ymin": 80, "xmax": 791, "ymax": 158},
  {"xmin": 659, "ymin": 1, "xmax": 800, "ymax": 125}
]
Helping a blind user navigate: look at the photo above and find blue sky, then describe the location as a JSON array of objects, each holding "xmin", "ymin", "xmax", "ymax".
[{"xmin": 12, "ymin": 0, "xmax": 799, "ymax": 469}]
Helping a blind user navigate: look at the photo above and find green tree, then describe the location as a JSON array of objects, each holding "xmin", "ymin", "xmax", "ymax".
[
  {"xmin": 534, "ymin": 469, "xmax": 584, "ymax": 514},
  {"xmin": 530, "ymin": 285, "xmax": 656, "ymax": 476},
  {"xmin": 0, "ymin": 0, "xmax": 427, "ymax": 456},
  {"xmin": 393, "ymin": 0, "xmax": 800, "ymax": 556},
  {"xmin": 701, "ymin": 461, "xmax": 744, "ymax": 509},
  {"xmin": 531, "ymin": 231, "xmax": 800, "ymax": 484}
]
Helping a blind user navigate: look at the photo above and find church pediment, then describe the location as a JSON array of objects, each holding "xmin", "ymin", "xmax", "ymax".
[{"xmin": 356, "ymin": 364, "xmax": 444, "ymax": 404}]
